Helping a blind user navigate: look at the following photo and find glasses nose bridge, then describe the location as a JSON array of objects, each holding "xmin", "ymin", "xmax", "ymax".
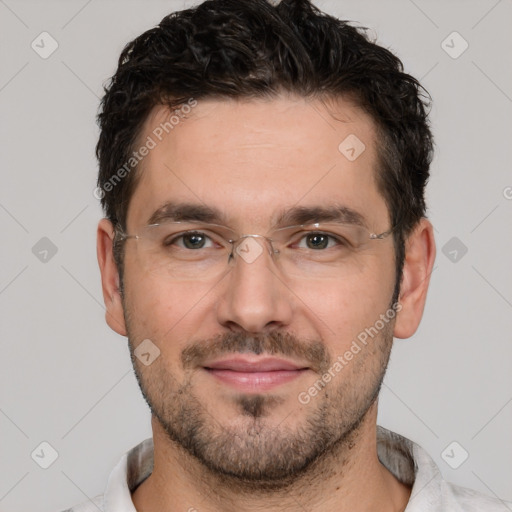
[{"xmin": 229, "ymin": 233, "xmax": 280, "ymax": 262}]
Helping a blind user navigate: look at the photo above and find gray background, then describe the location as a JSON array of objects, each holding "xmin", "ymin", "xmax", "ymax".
[{"xmin": 1, "ymin": 0, "xmax": 511, "ymax": 510}]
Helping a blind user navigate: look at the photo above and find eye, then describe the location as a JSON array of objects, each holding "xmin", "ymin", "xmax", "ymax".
[
  {"xmin": 296, "ymin": 232, "xmax": 345, "ymax": 250},
  {"xmin": 166, "ymin": 231, "xmax": 216, "ymax": 250}
]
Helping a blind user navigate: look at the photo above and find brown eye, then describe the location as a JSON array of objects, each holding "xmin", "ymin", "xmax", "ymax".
[
  {"xmin": 182, "ymin": 233, "xmax": 207, "ymax": 249},
  {"xmin": 165, "ymin": 232, "xmax": 214, "ymax": 249},
  {"xmin": 295, "ymin": 231, "xmax": 343, "ymax": 250},
  {"xmin": 305, "ymin": 233, "xmax": 330, "ymax": 250}
]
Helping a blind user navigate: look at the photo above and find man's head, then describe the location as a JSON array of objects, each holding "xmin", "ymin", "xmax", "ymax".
[
  {"xmin": 96, "ymin": 0, "xmax": 433, "ymax": 293},
  {"xmin": 96, "ymin": 0, "xmax": 436, "ymax": 487}
]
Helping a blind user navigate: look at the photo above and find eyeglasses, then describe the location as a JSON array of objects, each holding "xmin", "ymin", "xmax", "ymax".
[{"xmin": 115, "ymin": 221, "xmax": 395, "ymax": 281}]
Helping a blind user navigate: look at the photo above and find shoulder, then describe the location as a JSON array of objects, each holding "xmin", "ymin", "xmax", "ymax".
[
  {"xmin": 58, "ymin": 494, "xmax": 103, "ymax": 512},
  {"xmin": 440, "ymin": 480, "xmax": 512, "ymax": 511},
  {"xmin": 376, "ymin": 426, "xmax": 512, "ymax": 511}
]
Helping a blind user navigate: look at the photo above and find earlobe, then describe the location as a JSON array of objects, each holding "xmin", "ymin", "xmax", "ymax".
[
  {"xmin": 393, "ymin": 218, "xmax": 436, "ymax": 339},
  {"xmin": 97, "ymin": 218, "xmax": 128, "ymax": 336}
]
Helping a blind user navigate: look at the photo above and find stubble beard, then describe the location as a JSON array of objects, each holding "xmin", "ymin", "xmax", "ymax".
[{"xmin": 124, "ymin": 301, "xmax": 395, "ymax": 489}]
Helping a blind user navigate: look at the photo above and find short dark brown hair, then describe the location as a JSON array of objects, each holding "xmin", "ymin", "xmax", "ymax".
[{"xmin": 96, "ymin": 0, "xmax": 434, "ymax": 300}]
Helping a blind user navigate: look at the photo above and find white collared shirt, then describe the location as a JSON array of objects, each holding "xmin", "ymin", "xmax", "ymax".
[{"xmin": 62, "ymin": 426, "xmax": 511, "ymax": 511}]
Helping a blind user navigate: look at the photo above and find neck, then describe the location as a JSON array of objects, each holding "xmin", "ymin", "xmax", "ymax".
[{"xmin": 131, "ymin": 404, "xmax": 411, "ymax": 512}]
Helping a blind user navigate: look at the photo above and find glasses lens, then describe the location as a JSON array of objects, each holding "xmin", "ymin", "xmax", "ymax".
[
  {"xmin": 268, "ymin": 223, "xmax": 377, "ymax": 278},
  {"xmin": 130, "ymin": 221, "xmax": 388, "ymax": 280},
  {"xmin": 137, "ymin": 223, "xmax": 232, "ymax": 279}
]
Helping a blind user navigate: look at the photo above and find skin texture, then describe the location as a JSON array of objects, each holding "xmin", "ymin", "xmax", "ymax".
[{"xmin": 97, "ymin": 94, "xmax": 436, "ymax": 512}]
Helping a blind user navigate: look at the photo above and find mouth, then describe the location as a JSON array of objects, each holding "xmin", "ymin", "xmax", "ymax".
[{"xmin": 202, "ymin": 356, "xmax": 310, "ymax": 392}]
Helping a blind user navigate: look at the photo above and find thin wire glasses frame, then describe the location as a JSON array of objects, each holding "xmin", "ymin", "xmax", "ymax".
[{"xmin": 114, "ymin": 220, "xmax": 397, "ymax": 279}]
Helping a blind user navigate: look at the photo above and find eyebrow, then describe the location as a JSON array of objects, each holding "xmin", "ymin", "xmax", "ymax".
[
  {"xmin": 146, "ymin": 201, "xmax": 369, "ymax": 230},
  {"xmin": 274, "ymin": 205, "xmax": 368, "ymax": 229},
  {"xmin": 147, "ymin": 202, "xmax": 229, "ymax": 226}
]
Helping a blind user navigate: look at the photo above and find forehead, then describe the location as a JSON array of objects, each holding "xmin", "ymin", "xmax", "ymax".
[{"xmin": 126, "ymin": 95, "xmax": 388, "ymax": 230}]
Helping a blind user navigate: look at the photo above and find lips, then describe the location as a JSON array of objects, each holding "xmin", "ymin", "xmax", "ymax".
[
  {"xmin": 204, "ymin": 357, "xmax": 307, "ymax": 372},
  {"xmin": 202, "ymin": 356, "xmax": 309, "ymax": 392}
]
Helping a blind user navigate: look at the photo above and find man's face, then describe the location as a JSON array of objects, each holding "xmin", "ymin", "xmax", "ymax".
[{"xmin": 119, "ymin": 96, "xmax": 398, "ymax": 483}]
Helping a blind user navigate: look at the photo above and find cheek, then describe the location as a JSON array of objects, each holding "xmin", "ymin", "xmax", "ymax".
[
  {"xmin": 293, "ymin": 262, "xmax": 394, "ymax": 351},
  {"xmin": 123, "ymin": 267, "xmax": 212, "ymax": 340}
]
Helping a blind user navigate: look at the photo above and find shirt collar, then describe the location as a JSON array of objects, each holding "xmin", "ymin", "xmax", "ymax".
[
  {"xmin": 376, "ymin": 426, "xmax": 443, "ymax": 511},
  {"xmin": 101, "ymin": 426, "xmax": 442, "ymax": 511}
]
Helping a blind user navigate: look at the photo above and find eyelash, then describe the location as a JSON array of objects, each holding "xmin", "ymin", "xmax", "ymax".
[{"xmin": 166, "ymin": 231, "xmax": 348, "ymax": 250}]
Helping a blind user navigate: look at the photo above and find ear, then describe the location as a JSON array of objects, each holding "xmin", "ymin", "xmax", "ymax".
[
  {"xmin": 393, "ymin": 218, "xmax": 436, "ymax": 339},
  {"xmin": 97, "ymin": 218, "xmax": 127, "ymax": 336}
]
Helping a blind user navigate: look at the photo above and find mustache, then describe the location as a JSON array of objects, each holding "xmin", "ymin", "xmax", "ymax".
[{"xmin": 181, "ymin": 331, "xmax": 331, "ymax": 373}]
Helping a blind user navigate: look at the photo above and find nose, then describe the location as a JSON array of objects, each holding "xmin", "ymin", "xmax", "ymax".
[{"xmin": 215, "ymin": 235, "xmax": 293, "ymax": 334}]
